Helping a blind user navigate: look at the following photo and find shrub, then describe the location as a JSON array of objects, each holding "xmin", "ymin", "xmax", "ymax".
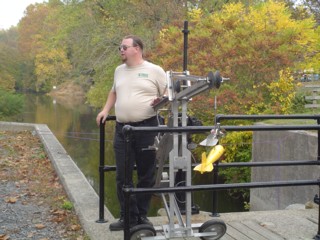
[{"xmin": 0, "ymin": 89, "xmax": 24, "ymax": 120}]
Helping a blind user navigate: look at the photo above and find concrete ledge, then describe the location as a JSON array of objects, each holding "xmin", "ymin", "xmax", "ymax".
[{"xmin": 0, "ymin": 121, "xmax": 115, "ymax": 240}]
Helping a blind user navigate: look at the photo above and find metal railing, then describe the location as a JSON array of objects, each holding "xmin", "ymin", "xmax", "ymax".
[
  {"xmin": 210, "ymin": 114, "xmax": 320, "ymax": 216},
  {"xmin": 97, "ymin": 114, "xmax": 320, "ymax": 240}
]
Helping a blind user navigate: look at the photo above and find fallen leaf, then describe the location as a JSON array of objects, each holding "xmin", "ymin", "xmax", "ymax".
[
  {"xmin": 70, "ymin": 224, "xmax": 81, "ymax": 231},
  {"xmin": 5, "ymin": 197, "xmax": 17, "ymax": 203},
  {"xmin": 27, "ymin": 232, "xmax": 34, "ymax": 238},
  {"xmin": 35, "ymin": 224, "xmax": 46, "ymax": 229},
  {"xmin": 52, "ymin": 216, "xmax": 65, "ymax": 223},
  {"xmin": 0, "ymin": 234, "xmax": 10, "ymax": 240},
  {"xmin": 52, "ymin": 210, "xmax": 66, "ymax": 216}
]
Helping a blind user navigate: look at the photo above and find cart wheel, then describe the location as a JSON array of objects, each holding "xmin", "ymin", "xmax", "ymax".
[
  {"xmin": 199, "ymin": 219, "xmax": 227, "ymax": 240},
  {"xmin": 130, "ymin": 224, "xmax": 156, "ymax": 240}
]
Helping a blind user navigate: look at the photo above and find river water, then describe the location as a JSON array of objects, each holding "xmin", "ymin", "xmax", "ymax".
[{"xmin": 10, "ymin": 93, "xmax": 244, "ymax": 217}]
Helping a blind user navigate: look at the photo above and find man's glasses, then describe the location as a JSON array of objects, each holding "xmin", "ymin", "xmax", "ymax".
[{"xmin": 118, "ymin": 45, "xmax": 134, "ymax": 51}]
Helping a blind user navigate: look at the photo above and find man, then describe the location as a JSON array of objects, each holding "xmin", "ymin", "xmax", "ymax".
[{"xmin": 96, "ymin": 35, "xmax": 167, "ymax": 231}]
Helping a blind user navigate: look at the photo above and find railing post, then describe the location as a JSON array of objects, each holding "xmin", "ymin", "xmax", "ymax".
[
  {"xmin": 316, "ymin": 183, "xmax": 320, "ymax": 240},
  {"xmin": 123, "ymin": 125, "xmax": 132, "ymax": 240},
  {"xmin": 316, "ymin": 119, "xmax": 320, "ymax": 240},
  {"xmin": 96, "ymin": 119, "xmax": 108, "ymax": 223},
  {"xmin": 211, "ymin": 114, "xmax": 220, "ymax": 217},
  {"xmin": 211, "ymin": 161, "xmax": 220, "ymax": 217},
  {"xmin": 315, "ymin": 116, "xmax": 320, "ymax": 240},
  {"xmin": 317, "ymin": 118, "xmax": 320, "ymax": 161}
]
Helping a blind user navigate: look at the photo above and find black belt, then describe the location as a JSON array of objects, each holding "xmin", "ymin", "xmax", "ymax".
[{"xmin": 116, "ymin": 116, "xmax": 157, "ymax": 127}]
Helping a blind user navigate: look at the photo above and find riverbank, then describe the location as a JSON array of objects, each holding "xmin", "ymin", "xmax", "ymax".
[{"xmin": 47, "ymin": 81, "xmax": 86, "ymax": 108}]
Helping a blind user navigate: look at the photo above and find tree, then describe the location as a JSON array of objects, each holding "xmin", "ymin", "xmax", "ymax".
[
  {"xmin": 18, "ymin": 3, "xmax": 50, "ymax": 58},
  {"xmin": 0, "ymin": 28, "xmax": 21, "ymax": 91},
  {"xmin": 35, "ymin": 48, "xmax": 72, "ymax": 92},
  {"xmin": 150, "ymin": 1, "xmax": 319, "ymax": 117},
  {"xmin": 17, "ymin": 2, "xmax": 51, "ymax": 91},
  {"xmin": 86, "ymin": 0, "xmax": 190, "ymax": 106},
  {"xmin": 302, "ymin": 0, "xmax": 320, "ymax": 24}
]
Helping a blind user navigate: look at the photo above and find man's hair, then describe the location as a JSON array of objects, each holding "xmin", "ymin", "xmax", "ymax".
[{"xmin": 124, "ymin": 35, "xmax": 144, "ymax": 51}]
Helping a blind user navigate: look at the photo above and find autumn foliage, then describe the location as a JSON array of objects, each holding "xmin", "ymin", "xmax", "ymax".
[
  {"xmin": 0, "ymin": 0, "xmax": 318, "ymax": 114},
  {"xmin": 150, "ymin": 1, "xmax": 319, "ymax": 118}
]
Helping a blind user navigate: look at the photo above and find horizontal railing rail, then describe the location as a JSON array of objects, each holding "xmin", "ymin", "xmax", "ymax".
[
  {"xmin": 123, "ymin": 179, "xmax": 320, "ymax": 195},
  {"xmin": 97, "ymin": 114, "xmax": 320, "ymax": 240},
  {"xmin": 215, "ymin": 114, "xmax": 320, "ymax": 121},
  {"xmin": 103, "ymin": 160, "xmax": 320, "ymax": 172}
]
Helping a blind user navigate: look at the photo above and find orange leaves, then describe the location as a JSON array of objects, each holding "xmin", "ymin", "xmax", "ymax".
[
  {"xmin": 18, "ymin": 3, "xmax": 50, "ymax": 56},
  {"xmin": 35, "ymin": 223, "xmax": 46, "ymax": 229},
  {"xmin": 0, "ymin": 234, "xmax": 10, "ymax": 240},
  {"xmin": 152, "ymin": 1, "xmax": 319, "ymax": 115},
  {"xmin": 69, "ymin": 224, "xmax": 81, "ymax": 231},
  {"xmin": 51, "ymin": 209, "xmax": 67, "ymax": 223},
  {"xmin": 5, "ymin": 196, "xmax": 18, "ymax": 204},
  {"xmin": 0, "ymin": 130, "xmax": 85, "ymax": 238}
]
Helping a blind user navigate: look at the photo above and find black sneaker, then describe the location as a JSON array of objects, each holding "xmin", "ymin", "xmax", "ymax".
[
  {"xmin": 109, "ymin": 217, "xmax": 137, "ymax": 231},
  {"xmin": 138, "ymin": 216, "xmax": 153, "ymax": 226}
]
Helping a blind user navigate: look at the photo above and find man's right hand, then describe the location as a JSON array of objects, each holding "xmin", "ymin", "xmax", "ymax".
[{"xmin": 96, "ymin": 111, "xmax": 108, "ymax": 126}]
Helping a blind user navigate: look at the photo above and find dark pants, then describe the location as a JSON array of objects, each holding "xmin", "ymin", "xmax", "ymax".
[{"xmin": 113, "ymin": 116, "xmax": 158, "ymax": 219}]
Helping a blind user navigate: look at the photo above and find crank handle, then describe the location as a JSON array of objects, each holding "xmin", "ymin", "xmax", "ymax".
[{"xmin": 141, "ymin": 146, "xmax": 158, "ymax": 151}]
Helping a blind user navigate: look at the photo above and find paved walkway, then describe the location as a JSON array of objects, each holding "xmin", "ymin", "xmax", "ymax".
[{"xmin": 1, "ymin": 122, "xmax": 319, "ymax": 240}]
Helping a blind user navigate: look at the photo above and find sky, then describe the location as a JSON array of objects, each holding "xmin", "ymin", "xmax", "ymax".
[{"xmin": 0, "ymin": 0, "xmax": 46, "ymax": 30}]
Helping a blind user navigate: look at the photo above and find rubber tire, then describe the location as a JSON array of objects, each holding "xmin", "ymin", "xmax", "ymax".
[
  {"xmin": 129, "ymin": 224, "xmax": 156, "ymax": 240},
  {"xmin": 199, "ymin": 219, "xmax": 227, "ymax": 240}
]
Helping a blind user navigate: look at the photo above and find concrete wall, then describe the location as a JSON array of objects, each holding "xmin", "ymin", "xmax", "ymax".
[{"xmin": 250, "ymin": 128, "xmax": 320, "ymax": 211}]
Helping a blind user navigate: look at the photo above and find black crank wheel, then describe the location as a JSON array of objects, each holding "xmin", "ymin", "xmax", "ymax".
[
  {"xmin": 129, "ymin": 224, "xmax": 156, "ymax": 240},
  {"xmin": 199, "ymin": 219, "xmax": 227, "ymax": 240}
]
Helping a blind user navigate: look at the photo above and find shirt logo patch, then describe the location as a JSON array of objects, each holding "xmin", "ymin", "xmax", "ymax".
[{"xmin": 138, "ymin": 73, "xmax": 148, "ymax": 78}]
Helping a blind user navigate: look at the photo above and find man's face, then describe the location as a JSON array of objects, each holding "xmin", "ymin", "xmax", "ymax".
[{"xmin": 119, "ymin": 38, "xmax": 137, "ymax": 63}]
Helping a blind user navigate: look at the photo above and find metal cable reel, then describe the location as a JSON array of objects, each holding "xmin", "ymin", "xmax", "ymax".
[{"xmin": 153, "ymin": 70, "xmax": 228, "ymax": 112}]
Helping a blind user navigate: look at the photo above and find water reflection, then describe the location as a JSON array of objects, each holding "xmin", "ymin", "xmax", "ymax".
[{"xmin": 12, "ymin": 93, "xmax": 244, "ymax": 218}]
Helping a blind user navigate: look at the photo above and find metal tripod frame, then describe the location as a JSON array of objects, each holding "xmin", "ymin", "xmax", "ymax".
[{"xmin": 155, "ymin": 68, "xmax": 222, "ymax": 238}]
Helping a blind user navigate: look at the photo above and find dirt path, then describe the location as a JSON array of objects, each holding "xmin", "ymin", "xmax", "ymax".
[{"xmin": 0, "ymin": 130, "xmax": 88, "ymax": 240}]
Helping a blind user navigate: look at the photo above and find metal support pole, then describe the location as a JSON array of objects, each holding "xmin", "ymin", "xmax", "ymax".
[
  {"xmin": 316, "ymin": 117, "xmax": 320, "ymax": 240},
  {"xmin": 211, "ymin": 161, "xmax": 220, "ymax": 217},
  {"xmin": 315, "ymin": 183, "xmax": 320, "ymax": 240},
  {"xmin": 317, "ymin": 118, "xmax": 320, "ymax": 161},
  {"xmin": 182, "ymin": 20, "xmax": 189, "ymax": 72},
  {"xmin": 182, "ymin": 99, "xmax": 192, "ymax": 234},
  {"xmin": 315, "ymin": 121, "xmax": 320, "ymax": 240},
  {"xmin": 174, "ymin": 21, "xmax": 189, "ymax": 208},
  {"xmin": 211, "ymin": 115, "xmax": 220, "ymax": 217},
  {"xmin": 124, "ymin": 126, "xmax": 132, "ymax": 240},
  {"xmin": 96, "ymin": 120, "xmax": 108, "ymax": 223}
]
